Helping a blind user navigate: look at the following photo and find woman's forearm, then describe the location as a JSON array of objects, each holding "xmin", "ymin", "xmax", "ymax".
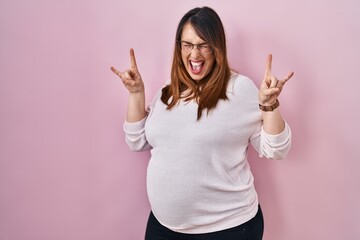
[
  {"xmin": 126, "ymin": 91, "xmax": 146, "ymax": 123},
  {"xmin": 261, "ymin": 108, "xmax": 285, "ymax": 135}
]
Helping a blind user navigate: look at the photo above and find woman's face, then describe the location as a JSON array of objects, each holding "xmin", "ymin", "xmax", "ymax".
[{"xmin": 180, "ymin": 23, "xmax": 215, "ymax": 81}]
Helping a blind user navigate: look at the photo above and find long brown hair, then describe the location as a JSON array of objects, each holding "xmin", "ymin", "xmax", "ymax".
[{"xmin": 161, "ymin": 6, "xmax": 231, "ymax": 120}]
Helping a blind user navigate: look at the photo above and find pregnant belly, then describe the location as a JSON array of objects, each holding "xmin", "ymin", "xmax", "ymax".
[{"xmin": 146, "ymin": 154, "xmax": 210, "ymax": 228}]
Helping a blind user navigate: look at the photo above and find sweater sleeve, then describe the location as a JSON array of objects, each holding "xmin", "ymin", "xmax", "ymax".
[
  {"xmin": 250, "ymin": 121, "xmax": 292, "ymax": 160},
  {"xmin": 122, "ymin": 87, "xmax": 164, "ymax": 152},
  {"xmin": 123, "ymin": 117, "xmax": 151, "ymax": 151}
]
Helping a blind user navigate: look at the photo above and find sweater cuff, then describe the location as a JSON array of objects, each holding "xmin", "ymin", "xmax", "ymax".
[
  {"xmin": 261, "ymin": 122, "xmax": 290, "ymax": 144},
  {"xmin": 123, "ymin": 117, "xmax": 147, "ymax": 133}
]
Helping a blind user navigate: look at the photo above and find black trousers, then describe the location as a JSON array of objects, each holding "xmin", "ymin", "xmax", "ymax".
[{"xmin": 145, "ymin": 205, "xmax": 264, "ymax": 240}]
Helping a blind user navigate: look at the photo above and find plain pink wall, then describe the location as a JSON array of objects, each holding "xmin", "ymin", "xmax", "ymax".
[{"xmin": 0, "ymin": 0, "xmax": 359, "ymax": 239}]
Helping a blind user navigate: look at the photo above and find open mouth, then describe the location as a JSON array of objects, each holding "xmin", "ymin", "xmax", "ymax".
[{"xmin": 190, "ymin": 61, "xmax": 204, "ymax": 74}]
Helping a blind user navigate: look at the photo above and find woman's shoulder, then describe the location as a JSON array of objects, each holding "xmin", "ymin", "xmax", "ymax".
[{"xmin": 227, "ymin": 70, "xmax": 259, "ymax": 95}]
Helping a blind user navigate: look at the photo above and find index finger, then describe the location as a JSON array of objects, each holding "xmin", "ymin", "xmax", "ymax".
[
  {"xmin": 265, "ymin": 54, "xmax": 272, "ymax": 76},
  {"xmin": 129, "ymin": 48, "xmax": 138, "ymax": 69}
]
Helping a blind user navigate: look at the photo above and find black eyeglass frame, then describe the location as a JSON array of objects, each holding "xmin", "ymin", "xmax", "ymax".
[{"xmin": 177, "ymin": 40, "xmax": 214, "ymax": 55}]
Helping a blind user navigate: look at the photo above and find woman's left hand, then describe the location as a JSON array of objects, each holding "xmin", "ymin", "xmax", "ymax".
[{"xmin": 259, "ymin": 54, "xmax": 294, "ymax": 106}]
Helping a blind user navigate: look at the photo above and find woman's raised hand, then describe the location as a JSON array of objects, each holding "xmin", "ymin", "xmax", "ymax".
[
  {"xmin": 258, "ymin": 54, "xmax": 294, "ymax": 106},
  {"xmin": 111, "ymin": 48, "xmax": 144, "ymax": 93}
]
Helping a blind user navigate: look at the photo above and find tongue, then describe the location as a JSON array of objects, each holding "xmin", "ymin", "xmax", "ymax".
[{"xmin": 191, "ymin": 63, "xmax": 203, "ymax": 74}]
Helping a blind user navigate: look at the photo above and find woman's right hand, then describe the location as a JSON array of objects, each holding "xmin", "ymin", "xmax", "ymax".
[
  {"xmin": 111, "ymin": 48, "xmax": 146, "ymax": 122},
  {"xmin": 111, "ymin": 48, "xmax": 144, "ymax": 94}
]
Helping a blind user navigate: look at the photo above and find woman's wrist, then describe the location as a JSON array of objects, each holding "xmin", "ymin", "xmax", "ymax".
[{"xmin": 259, "ymin": 99, "xmax": 280, "ymax": 111}]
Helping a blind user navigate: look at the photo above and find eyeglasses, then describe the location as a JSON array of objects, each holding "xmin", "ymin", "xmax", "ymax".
[{"xmin": 178, "ymin": 41, "xmax": 213, "ymax": 55}]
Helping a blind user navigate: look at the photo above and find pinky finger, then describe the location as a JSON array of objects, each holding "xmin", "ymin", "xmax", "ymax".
[
  {"xmin": 110, "ymin": 66, "xmax": 124, "ymax": 79},
  {"xmin": 284, "ymin": 71, "xmax": 294, "ymax": 82},
  {"xmin": 110, "ymin": 66, "xmax": 118, "ymax": 74}
]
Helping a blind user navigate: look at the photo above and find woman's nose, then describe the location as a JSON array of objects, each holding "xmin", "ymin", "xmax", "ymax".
[{"xmin": 190, "ymin": 46, "xmax": 201, "ymax": 57}]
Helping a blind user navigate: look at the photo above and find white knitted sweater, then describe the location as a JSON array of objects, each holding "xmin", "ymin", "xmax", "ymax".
[{"xmin": 123, "ymin": 73, "xmax": 291, "ymax": 234}]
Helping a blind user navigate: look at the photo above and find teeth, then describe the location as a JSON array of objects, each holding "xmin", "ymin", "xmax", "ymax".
[
  {"xmin": 191, "ymin": 61, "xmax": 202, "ymax": 66},
  {"xmin": 190, "ymin": 61, "xmax": 203, "ymax": 71}
]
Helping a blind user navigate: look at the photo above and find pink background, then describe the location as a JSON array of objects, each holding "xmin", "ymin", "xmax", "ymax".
[{"xmin": 1, "ymin": 0, "xmax": 359, "ymax": 239}]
